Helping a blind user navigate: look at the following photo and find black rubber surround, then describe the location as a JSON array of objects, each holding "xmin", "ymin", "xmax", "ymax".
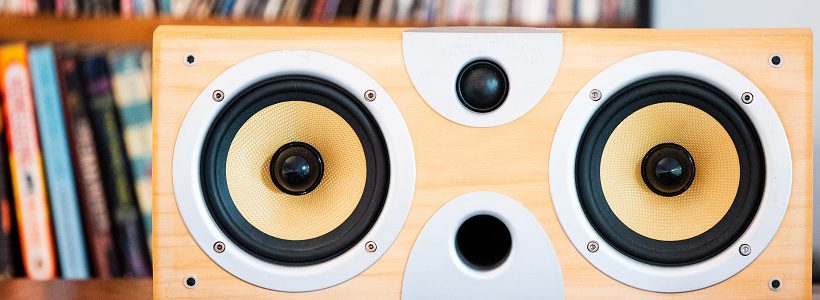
[
  {"xmin": 575, "ymin": 76, "xmax": 765, "ymax": 266},
  {"xmin": 200, "ymin": 75, "xmax": 390, "ymax": 265}
]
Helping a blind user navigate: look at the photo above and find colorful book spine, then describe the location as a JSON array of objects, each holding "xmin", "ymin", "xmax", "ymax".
[
  {"xmin": 29, "ymin": 45, "xmax": 90, "ymax": 279},
  {"xmin": 58, "ymin": 54, "xmax": 120, "ymax": 278},
  {"xmin": 0, "ymin": 43, "xmax": 56, "ymax": 280},
  {"xmin": 0, "ymin": 94, "xmax": 18, "ymax": 279},
  {"xmin": 81, "ymin": 54, "xmax": 151, "ymax": 277},
  {"xmin": 108, "ymin": 51, "xmax": 153, "ymax": 257}
]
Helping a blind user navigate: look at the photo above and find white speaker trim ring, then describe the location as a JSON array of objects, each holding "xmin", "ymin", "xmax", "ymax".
[
  {"xmin": 172, "ymin": 50, "xmax": 416, "ymax": 292},
  {"xmin": 549, "ymin": 50, "xmax": 792, "ymax": 293}
]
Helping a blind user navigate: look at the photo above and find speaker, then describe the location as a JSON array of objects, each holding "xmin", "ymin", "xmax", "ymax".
[{"xmin": 153, "ymin": 27, "xmax": 812, "ymax": 298}]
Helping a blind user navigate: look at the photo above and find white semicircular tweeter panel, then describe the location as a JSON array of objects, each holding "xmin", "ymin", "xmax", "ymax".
[
  {"xmin": 403, "ymin": 27, "xmax": 563, "ymax": 127},
  {"xmin": 402, "ymin": 191, "xmax": 564, "ymax": 299}
]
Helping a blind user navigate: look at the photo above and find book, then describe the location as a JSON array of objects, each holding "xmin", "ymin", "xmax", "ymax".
[
  {"xmin": 0, "ymin": 43, "xmax": 57, "ymax": 280},
  {"xmin": 29, "ymin": 45, "xmax": 91, "ymax": 279},
  {"xmin": 80, "ymin": 53, "xmax": 151, "ymax": 277},
  {"xmin": 555, "ymin": 0, "xmax": 573, "ymax": 25},
  {"xmin": 216, "ymin": 0, "xmax": 236, "ymax": 16},
  {"xmin": 480, "ymin": 0, "xmax": 508, "ymax": 25},
  {"xmin": 0, "ymin": 93, "xmax": 19, "ymax": 279},
  {"xmin": 58, "ymin": 53, "xmax": 120, "ymax": 278},
  {"xmin": 108, "ymin": 51, "xmax": 153, "ymax": 257},
  {"xmin": 261, "ymin": 0, "xmax": 283, "ymax": 20},
  {"xmin": 120, "ymin": 0, "xmax": 133, "ymax": 18},
  {"xmin": 575, "ymin": 0, "xmax": 600, "ymax": 26}
]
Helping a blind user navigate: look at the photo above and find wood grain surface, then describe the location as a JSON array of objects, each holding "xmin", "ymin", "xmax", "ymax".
[
  {"xmin": 153, "ymin": 27, "xmax": 813, "ymax": 299},
  {"xmin": 0, "ymin": 279, "xmax": 151, "ymax": 299}
]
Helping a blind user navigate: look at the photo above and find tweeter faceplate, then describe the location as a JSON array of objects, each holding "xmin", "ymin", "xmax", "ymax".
[{"xmin": 403, "ymin": 27, "xmax": 562, "ymax": 127}]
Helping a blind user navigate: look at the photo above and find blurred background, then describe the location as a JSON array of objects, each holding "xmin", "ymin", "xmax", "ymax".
[{"xmin": 0, "ymin": 0, "xmax": 816, "ymax": 287}]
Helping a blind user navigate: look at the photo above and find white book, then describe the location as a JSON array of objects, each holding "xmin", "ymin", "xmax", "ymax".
[
  {"xmin": 172, "ymin": 0, "xmax": 195, "ymax": 18},
  {"xmin": 263, "ymin": 0, "xmax": 284, "ymax": 20},
  {"xmin": 395, "ymin": 0, "xmax": 415, "ymax": 23},
  {"xmin": 577, "ymin": 0, "xmax": 600, "ymax": 26},
  {"xmin": 443, "ymin": 0, "xmax": 463, "ymax": 23},
  {"xmin": 480, "ymin": 0, "xmax": 508, "ymax": 25},
  {"xmin": 514, "ymin": 0, "xmax": 549, "ymax": 26}
]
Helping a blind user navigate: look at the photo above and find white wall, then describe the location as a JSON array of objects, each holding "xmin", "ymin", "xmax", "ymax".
[{"xmin": 652, "ymin": 0, "xmax": 818, "ymax": 277}]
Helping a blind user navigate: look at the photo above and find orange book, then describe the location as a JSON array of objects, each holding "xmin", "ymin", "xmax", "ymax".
[{"xmin": 0, "ymin": 43, "xmax": 57, "ymax": 279}]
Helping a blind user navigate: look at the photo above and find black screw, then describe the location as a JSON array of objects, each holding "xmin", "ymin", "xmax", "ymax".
[
  {"xmin": 184, "ymin": 54, "xmax": 196, "ymax": 66},
  {"xmin": 184, "ymin": 276, "xmax": 197, "ymax": 288},
  {"xmin": 769, "ymin": 278, "xmax": 781, "ymax": 291},
  {"xmin": 770, "ymin": 54, "xmax": 782, "ymax": 67}
]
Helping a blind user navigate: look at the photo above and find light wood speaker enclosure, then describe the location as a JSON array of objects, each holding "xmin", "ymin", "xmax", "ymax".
[{"xmin": 153, "ymin": 27, "xmax": 813, "ymax": 299}]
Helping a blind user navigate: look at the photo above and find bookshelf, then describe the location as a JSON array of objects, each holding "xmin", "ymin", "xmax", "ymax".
[
  {"xmin": 0, "ymin": 15, "xmax": 644, "ymax": 46},
  {"xmin": 0, "ymin": 0, "xmax": 649, "ymax": 296},
  {"xmin": 0, "ymin": 16, "xmax": 371, "ymax": 46}
]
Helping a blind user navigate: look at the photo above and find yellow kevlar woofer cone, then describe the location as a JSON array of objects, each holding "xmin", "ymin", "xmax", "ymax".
[
  {"xmin": 600, "ymin": 102, "xmax": 739, "ymax": 241},
  {"xmin": 225, "ymin": 101, "xmax": 366, "ymax": 241}
]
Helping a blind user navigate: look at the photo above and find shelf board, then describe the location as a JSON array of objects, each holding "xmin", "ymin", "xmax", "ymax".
[
  {"xmin": 0, "ymin": 15, "xmax": 637, "ymax": 47},
  {"xmin": 0, "ymin": 278, "xmax": 151, "ymax": 299},
  {"xmin": 0, "ymin": 16, "xmax": 379, "ymax": 47}
]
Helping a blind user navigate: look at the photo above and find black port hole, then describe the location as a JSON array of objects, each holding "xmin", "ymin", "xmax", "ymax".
[{"xmin": 455, "ymin": 214, "xmax": 512, "ymax": 271}]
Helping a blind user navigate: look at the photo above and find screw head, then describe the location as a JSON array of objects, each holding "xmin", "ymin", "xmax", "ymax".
[
  {"xmin": 184, "ymin": 275, "xmax": 198, "ymax": 288},
  {"xmin": 365, "ymin": 241, "xmax": 377, "ymax": 252},
  {"xmin": 364, "ymin": 90, "xmax": 377, "ymax": 102},
  {"xmin": 184, "ymin": 53, "xmax": 196, "ymax": 66},
  {"xmin": 590, "ymin": 89, "xmax": 602, "ymax": 101},
  {"xmin": 587, "ymin": 241, "xmax": 599, "ymax": 253},
  {"xmin": 741, "ymin": 92, "xmax": 753, "ymax": 104},
  {"xmin": 769, "ymin": 54, "xmax": 782, "ymax": 68},
  {"xmin": 213, "ymin": 90, "xmax": 225, "ymax": 102},
  {"xmin": 739, "ymin": 244, "xmax": 751, "ymax": 256},
  {"xmin": 213, "ymin": 241, "xmax": 225, "ymax": 253},
  {"xmin": 769, "ymin": 277, "xmax": 782, "ymax": 291}
]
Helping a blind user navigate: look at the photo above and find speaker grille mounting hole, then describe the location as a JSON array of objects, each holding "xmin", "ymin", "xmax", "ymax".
[{"xmin": 455, "ymin": 214, "xmax": 512, "ymax": 270}]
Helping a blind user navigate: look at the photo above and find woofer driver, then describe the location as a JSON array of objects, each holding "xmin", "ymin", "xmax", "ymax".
[{"xmin": 200, "ymin": 76, "xmax": 390, "ymax": 265}]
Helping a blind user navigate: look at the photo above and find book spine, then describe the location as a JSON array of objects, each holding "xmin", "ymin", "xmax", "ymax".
[
  {"xmin": 108, "ymin": 51, "xmax": 152, "ymax": 257},
  {"xmin": 216, "ymin": 0, "xmax": 235, "ymax": 16},
  {"xmin": 29, "ymin": 45, "xmax": 90, "ymax": 279},
  {"xmin": 58, "ymin": 54, "xmax": 120, "ymax": 278},
  {"xmin": 0, "ymin": 94, "xmax": 18, "ymax": 279},
  {"xmin": 120, "ymin": 0, "xmax": 132, "ymax": 17},
  {"xmin": 81, "ymin": 54, "xmax": 151, "ymax": 278},
  {"xmin": 0, "ymin": 43, "xmax": 57, "ymax": 280}
]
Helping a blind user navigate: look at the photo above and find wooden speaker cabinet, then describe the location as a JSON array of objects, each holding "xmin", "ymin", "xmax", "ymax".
[{"xmin": 153, "ymin": 27, "xmax": 812, "ymax": 299}]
